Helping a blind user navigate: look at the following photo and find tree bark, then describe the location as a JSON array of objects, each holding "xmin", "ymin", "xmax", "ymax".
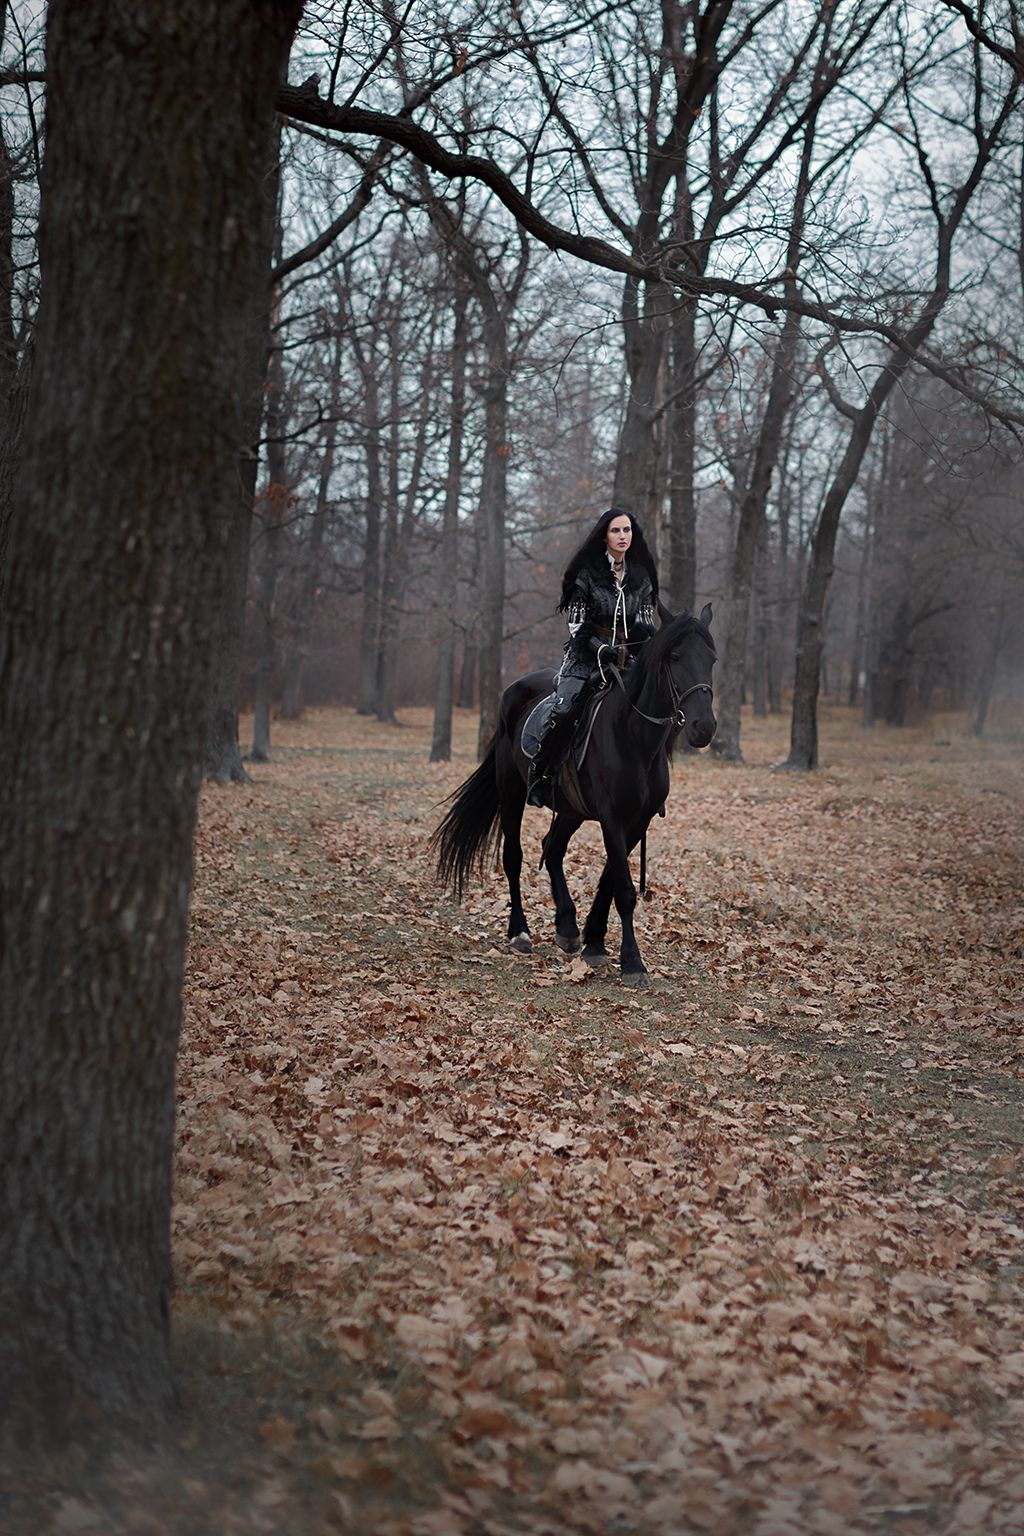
[
  {"xmin": 0, "ymin": 0, "xmax": 299, "ymax": 1442},
  {"xmin": 0, "ymin": 17, "xmax": 17, "ymax": 411},
  {"xmin": 0, "ymin": 0, "xmax": 26, "ymax": 573},
  {"xmin": 613, "ymin": 275, "xmax": 671, "ymax": 517}
]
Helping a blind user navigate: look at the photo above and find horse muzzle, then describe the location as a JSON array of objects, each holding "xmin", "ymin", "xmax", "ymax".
[
  {"xmin": 676, "ymin": 682, "xmax": 716, "ymax": 749},
  {"xmin": 686, "ymin": 715, "xmax": 716, "ymax": 749}
]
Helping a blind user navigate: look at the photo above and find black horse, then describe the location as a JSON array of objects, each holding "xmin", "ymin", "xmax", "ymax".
[{"xmin": 431, "ymin": 606, "xmax": 717, "ymax": 987}]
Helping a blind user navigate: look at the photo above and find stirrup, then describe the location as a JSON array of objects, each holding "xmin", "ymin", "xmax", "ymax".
[{"xmin": 526, "ymin": 762, "xmax": 548, "ymax": 807}]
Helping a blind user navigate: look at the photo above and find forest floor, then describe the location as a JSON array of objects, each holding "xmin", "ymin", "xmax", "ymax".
[{"xmin": 21, "ymin": 702, "xmax": 1024, "ymax": 1536}]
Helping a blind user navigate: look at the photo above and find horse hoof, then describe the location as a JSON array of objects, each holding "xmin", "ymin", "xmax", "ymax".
[
  {"xmin": 554, "ymin": 933, "xmax": 580, "ymax": 954},
  {"xmin": 509, "ymin": 933, "xmax": 533, "ymax": 954},
  {"xmin": 620, "ymin": 971, "xmax": 651, "ymax": 990},
  {"xmin": 583, "ymin": 950, "xmax": 611, "ymax": 969}
]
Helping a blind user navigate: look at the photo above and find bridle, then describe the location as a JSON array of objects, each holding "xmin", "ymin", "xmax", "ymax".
[
  {"xmin": 605, "ymin": 661, "xmax": 714, "ymax": 730},
  {"xmin": 667, "ymin": 679, "xmax": 715, "ymax": 729}
]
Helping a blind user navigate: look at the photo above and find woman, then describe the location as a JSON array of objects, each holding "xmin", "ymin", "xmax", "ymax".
[{"xmin": 523, "ymin": 507, "xmax": 660, "ymax": 805}]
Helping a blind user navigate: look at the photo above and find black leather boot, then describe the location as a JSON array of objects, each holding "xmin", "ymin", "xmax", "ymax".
[{"xmin": 526, "ymin": 725, "xmax": 556, "ymax": 805}]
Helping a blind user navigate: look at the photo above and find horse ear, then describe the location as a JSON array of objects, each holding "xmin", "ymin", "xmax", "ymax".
[
  {"xmin": 657, "ymin": 599, "xmax": 675, "ymax": 626},
  {"xmin": 699, "ymin": 602, "xmax": 713, "ymax": 629}
]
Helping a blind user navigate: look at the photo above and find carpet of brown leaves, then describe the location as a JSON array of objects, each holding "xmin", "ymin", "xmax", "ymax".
[{"xmin": 41, "ymin": 704, "xmax": 1024, "ymax": 1535}]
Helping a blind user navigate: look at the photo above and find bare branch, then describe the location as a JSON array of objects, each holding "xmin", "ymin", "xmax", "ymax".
[{"xmin": 939, "ymin": 0, "xmax": 1024, "ymax": 78}]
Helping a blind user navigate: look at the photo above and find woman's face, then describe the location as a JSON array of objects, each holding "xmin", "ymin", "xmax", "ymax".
[{"xmin": 605, "ymin": 515, "xmax": 632, "ymax": 560}]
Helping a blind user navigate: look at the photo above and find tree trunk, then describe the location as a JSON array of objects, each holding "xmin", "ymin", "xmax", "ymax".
[
  {"xmin": 202, "ymin": 119, "xmax": 282, "ymax": 781},
  {"xmin": 663, "ymin": 294, "xmax": 698, "ymax": 613},
  {"xmin": 250, "ymin": 502, "xmax": 282, "ymax": 759},
  {"xmin": 710, "ymin": 7, "xmax": 833, "ymax": 762},
  {"xmin": 0, "ymin": 334, "xmax": 31, "ymax": 583},
  {"xmin": 0, "ymin": 0, "xmax": 299, "ymax": 1442},
  {"xmin": 280, "ymin": 402, "xmax": 337, "ymax": 720},
  {"xmin": 713, "ymin": 311, "xmax": 802, "ymax": 759},
  {"xmin": 873, "ymin": 593, "xmax": 913, "ymax": 726},
  {"xmin": 973, "ymin": 596, "xmax": 1006, "ymax": 737},
  {"xmin": 0, "ymin": 7, "xmax": 27, "ymax": 576},
  {"xmin": 783, "ymin": 408, "xmax": 880, "ymax": 769},
  {"xmin": 374, "ymin": 324, "xmax": 404, "ymax": 725},
  {"xmin": 848, "ymin": 513, "xmax": 871, "ymax": 708},
  {"xmin": 613, "ymin": 276, "xmax": 671, "ymax": 517},
  {"xmin": 751, "ymin": 558, "xmax": 768, "ymax": 718},
  {"xmin": 356, "ymin": 364, "xmax": 383, "ymax": 715},
  {"xmin": 251, "ymin": 319, "xmax": 288, "ymax": 761},
  {"xmin": 782, "ymin": 71, "xmax": 1019, "ymax": 770},
  {"xmin": 376, "ymin": 303, "xmax": 437, "ymax": 729},
  {"xmin": 475, "ymin": 297, "xmax": 509, "ymax": 758},
  {"xmin": 457, "ymin": 635, "xmax": 477, "ymax": 711},
  {"xmin": 0, "ymin": 28, "xmax": 17, "ymax": 411},
  {"xmin": 430, "ymin": 277, "xmax": 468, "ymax": 762}
]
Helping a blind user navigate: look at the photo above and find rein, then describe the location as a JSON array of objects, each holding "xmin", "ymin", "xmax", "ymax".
[{"xmin": 605, "ymin": 662, "xmax": 713, "ymax": 729}]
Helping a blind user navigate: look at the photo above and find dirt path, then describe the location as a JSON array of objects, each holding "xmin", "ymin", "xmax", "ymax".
[{"xmin": 27, "ymin": 705, "xmax": 1024, "ymax": 1536}]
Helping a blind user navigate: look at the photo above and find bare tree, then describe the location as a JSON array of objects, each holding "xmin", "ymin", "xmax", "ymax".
[
  {"xmin": 781, "ymin": 39, "xmax": 1020, "ymax": 768},
  {"xmin": 250, "ymin": 298, "xmax": 291, "ymax": 761},
  {"xmin": 279, "ymin": 333, "xmax": 344, "ymax": 720},
  {"xmin": 202, "ymin": 122, "xmax": 283, "ymax": 782},
  {"xmin": 0, "ymin": 0, "xmax": 300, "ymax": 1440},
  {"xmin": 430, "ymin": 260, "xmax": 469, "ymax": 761}
]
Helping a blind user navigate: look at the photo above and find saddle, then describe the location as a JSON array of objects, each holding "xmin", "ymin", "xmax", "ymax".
[{"xmin": 531, "ymin": 681, "xmax": 611, "ymax": 816}]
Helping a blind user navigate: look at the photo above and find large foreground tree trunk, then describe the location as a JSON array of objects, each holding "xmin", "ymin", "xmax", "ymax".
[{"xmin": 0, "ymin": 0, "xmax": 300, "ymax": 1442}]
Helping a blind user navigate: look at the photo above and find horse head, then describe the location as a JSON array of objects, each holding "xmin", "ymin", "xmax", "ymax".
[{"xmin": 654, "ymin": 602, "xmax": 717, "ymax": 750}]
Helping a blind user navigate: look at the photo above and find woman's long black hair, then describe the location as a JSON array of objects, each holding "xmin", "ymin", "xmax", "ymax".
[{"xmin": 559, "ymin": 507, "xmax": 660, "ymax": 610}]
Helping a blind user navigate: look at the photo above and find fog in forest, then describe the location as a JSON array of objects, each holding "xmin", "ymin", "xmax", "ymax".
[{"xmin": 3, "ymin": 1, "xmax": 1022, "ymax": 766}]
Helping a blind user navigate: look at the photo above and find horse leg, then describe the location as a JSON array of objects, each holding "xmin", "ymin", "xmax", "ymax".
[
  {"xmin": 499, "ymin": 767, "xmax": 532, "ymax": 953},
  {"xmin": 542, "ymin": 812, "xmax": 583, "ymax": 953},
  {"xmin": 581, "ymin": 862, "xmax": 615, "ymax": 968},
  {"xmin": 600, "ymin": 822, "xmax": 650, "ymax": 988}
]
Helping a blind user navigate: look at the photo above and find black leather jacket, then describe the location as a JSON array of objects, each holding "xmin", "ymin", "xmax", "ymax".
[{"xmin": 559, "ymin": 558, "xmax": 657, "ymax": 681}]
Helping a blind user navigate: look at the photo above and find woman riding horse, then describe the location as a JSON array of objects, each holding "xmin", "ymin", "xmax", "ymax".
[{"xmin": 522, "ymin": 507, "xmax": 660, "ymax": 805}]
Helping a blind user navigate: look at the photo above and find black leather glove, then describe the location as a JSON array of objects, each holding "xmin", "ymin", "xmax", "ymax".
[{"xmin": 594, "ymin": 641, "xmax": 625, "ymax": 672}]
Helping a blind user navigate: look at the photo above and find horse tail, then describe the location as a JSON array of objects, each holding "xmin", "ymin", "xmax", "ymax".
[
  {"xmin": 639, "ymin": 830, "xmax": 647, "ymax": 898},
  {"xmin": 429, "ymin": 737, "xmax": 502, "ymax": 901}
]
